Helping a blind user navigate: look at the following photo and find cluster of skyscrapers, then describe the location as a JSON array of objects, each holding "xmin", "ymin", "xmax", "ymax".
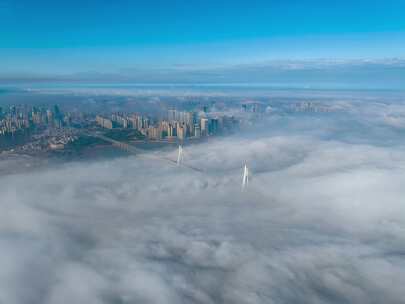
[
  {"xmin": 96, "ymin": 109, "xmax": 239, "ymax": 141},
  {"xmin": 0, "ymin": 105, "xmax": 74, "ymax": 149},
  {"xmin": 0, "ymin": 105, "xmax": 69, "ymax": 137}
]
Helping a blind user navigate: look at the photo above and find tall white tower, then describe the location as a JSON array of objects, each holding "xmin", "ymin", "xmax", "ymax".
[
  {"xmin": 242, "ymin": 163, "xmax": 249, "ymax": 190},
  {"xmin": 177, "ymin": 145, "xmax": 184, "ymax": 166}
]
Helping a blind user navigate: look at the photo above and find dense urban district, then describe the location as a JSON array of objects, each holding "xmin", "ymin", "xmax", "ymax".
[{"xmin": 0, "ymin": 96, "xmax": 338, "ymax": 160}]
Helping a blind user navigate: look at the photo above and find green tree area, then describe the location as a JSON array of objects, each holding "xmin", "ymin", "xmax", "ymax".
[
  {"xmin": 103, "ymin": 129, "xmax": 145, "ymax": 141},
  {"xmin": 65, "ymin": 135, "xmax": 107, "ymax": 151}
]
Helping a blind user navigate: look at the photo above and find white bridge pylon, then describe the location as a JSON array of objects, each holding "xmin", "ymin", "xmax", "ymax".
[
  {"xmin": 174, "ymin": 145, "xmax": 204, "ymax": 172},
  {"xmin": 177, "ymin": 145, "xmax": 184, "ymax": 166},
  {"xmin": 242, "ymin": 163, "xmax": 249, "ymax": 190}
]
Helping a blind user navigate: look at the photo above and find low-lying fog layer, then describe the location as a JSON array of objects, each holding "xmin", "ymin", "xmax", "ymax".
[{"xmin": 1, "ymin": 100, "xmax": 405, "ymax": 304}]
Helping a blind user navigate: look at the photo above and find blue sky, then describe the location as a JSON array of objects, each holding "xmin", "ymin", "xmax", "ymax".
[{"xmin": 1, "ymin": 0, "xmax": 405, "ymax": 76}]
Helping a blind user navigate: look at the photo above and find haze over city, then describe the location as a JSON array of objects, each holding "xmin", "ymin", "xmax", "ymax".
[{"xmin": 1, "ymin": 1, "xmax": 405, "ymax": 304}]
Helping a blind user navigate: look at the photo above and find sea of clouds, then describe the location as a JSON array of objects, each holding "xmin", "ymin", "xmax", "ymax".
[{"xmin": 1, "ymin": 99, "xmax": 405, "ymax": 304}]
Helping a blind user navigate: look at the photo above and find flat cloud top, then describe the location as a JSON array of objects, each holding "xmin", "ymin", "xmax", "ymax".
[{"xmin": 1, "ymin": 100, "xmax": 405, "ymax": 303}]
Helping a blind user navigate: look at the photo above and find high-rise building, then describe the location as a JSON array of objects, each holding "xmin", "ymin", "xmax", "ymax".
[
  {"xmin": 177, "ymin": 124, "xmax": 185, "ymax": 140},
  {"xmin": 194, "ymin": 124, "xmax": 201, "ymax": 138},
  {"xmin": 200, "ymin": 118, "xmax": 209, "ymax": 136},
  {"xmin": 168, "ymin": 109, "xmax": 176, "ymax": 121},
  {"xmin": 96, "ymin": 116, "xmax": 113, "ymax": 129},
  {"xmin": 159, "ymin": 120, "xmax": 170, "ymax": 138},
  {"xmin": 184, "ymin": 112, "xmax": 194, "ymax": 126},
  {"xmin": 147, "ymin": 126, "xmax": 160, "ymax": 139},
  {"xmin": 46, "ymin": 110, "xmax": 53, "ymax": 125},
  {"xmin": 210, "ymin": 118, "xmax": 219, "ymax": 135},
  {"xmin": 128, "ymin": 116, "xmax": 138, "ymax": 129},
  {"xmin": 168, "ymin": 123, "xmax": 176, "ymax": 137},
  {"xmin": 143, "ymin": 117, "xmax": 149, "ymax": 129}
]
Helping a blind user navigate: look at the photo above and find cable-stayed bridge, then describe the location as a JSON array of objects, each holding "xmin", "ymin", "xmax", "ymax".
[
  {"xmin": 86, "ymin": 131, "xmax": 248, "ymax": 188},
  {"xmin": 86, "ymin": 132, "xmax": 205, "ymax": 172}
]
